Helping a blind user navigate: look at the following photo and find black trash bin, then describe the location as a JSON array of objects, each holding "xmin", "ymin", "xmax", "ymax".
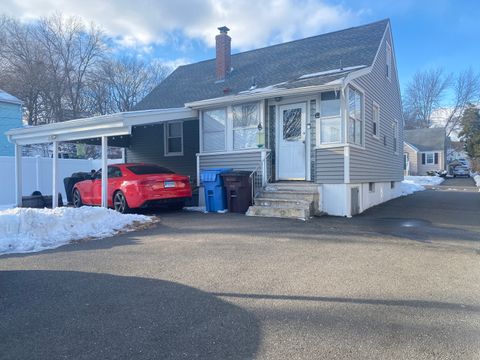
[
  {"xmin": 63, "ymin": 172, "xmax": 91, "ymax": 204},
  {"xmin": 221, "ymin": 171, "xmax": 252, "ymax": 213}
]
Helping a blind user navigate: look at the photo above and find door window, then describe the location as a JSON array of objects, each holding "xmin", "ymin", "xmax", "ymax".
[{"xmin": 283, "ymin": 108, "xmax": 302, "ymax": 141}]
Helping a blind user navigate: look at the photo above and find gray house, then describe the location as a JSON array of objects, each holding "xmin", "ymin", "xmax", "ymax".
[{"xmin": 129, "ymin": 19, "xmax": 403, "ymax": 217}]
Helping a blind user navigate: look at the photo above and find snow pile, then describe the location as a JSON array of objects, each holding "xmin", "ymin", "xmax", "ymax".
[
  {"xmin": 400, "ymin": 181, "xmax": 425, "ymax": 196},
  {"xmin": 404, "ymin": 176, "xmax": 445, "ymax": 187},
  {"xmin": 0, "ymin": 207, "xmax": 152, "ymax": 255},
  {"xmin": 400, "ymin": 176, "xmax": 445, "ymax": 196}
]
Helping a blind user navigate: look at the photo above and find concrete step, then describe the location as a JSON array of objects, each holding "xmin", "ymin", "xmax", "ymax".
[
  {"xmin": 266, "ymin": 182, "xmax": 318, "ymax": 192},
  {"xmin": 246, "ymin": 205, "xmax": 310, "ymax": 220},
  {"xmin": 259, "ymin": 190, "xmax": 317, "ymax": 201},
  {"xmin": 254, "ymin": 197, "xmax": 311, "ymax": 209}
]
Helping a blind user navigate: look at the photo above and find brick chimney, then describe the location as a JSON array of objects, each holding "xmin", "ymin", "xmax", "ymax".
[{"xmin": 215, "ymin": 26, "xmax": 231, "ymax": 81}]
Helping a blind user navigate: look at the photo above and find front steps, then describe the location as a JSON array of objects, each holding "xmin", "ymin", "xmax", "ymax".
[{"xmin": 246, "ymin": 182, "xmax": 320, "ymax": 220}]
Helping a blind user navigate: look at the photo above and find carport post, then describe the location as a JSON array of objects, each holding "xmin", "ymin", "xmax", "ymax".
[
  {"xmin": 101, "ymin": 136, "xmax": 108, "ymax": 208},
  {"xmin": 52, "ymin": 141, "xmax": 59, "ymax": 208},
  {"xmin": 14, "ymin": 143, "xmax": 22, "ymax": 207}
]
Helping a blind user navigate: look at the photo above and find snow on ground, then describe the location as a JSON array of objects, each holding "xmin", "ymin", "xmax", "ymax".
[
  {"xmin": 400, "ymin": 176, "xmax": 445, "ymax": 196},
  {"xmin": 0, "ymin": 207, "xmax": 152, "ymax": 255},
  {"xmin": 403, "ymin": 176, "xmax": 445, "ymax": 186}
]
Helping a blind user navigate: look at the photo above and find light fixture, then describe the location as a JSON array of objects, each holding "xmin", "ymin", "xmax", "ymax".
[{"xmin": 274, "ymin": 97, "xmax": 282, "ymax": 102}]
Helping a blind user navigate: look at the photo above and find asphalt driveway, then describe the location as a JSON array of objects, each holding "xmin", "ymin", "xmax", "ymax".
[{"xmin": 1, "ymin": 182, "xmax": 479, "ymax": 360}]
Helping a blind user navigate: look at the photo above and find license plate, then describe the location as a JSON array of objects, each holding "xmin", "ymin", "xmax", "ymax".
[{"xmin": 164, "ymin": 181, "xmax": 175, "ymax": 188}]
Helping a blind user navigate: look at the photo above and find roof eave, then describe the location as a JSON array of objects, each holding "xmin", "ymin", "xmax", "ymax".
[
  {"xmin": 185, "ymin": 82, "xmax": 344, "ymax": 109},
  {"xmin": 6, "ymin": 107, "xmax": 198, "ymax": 145}
]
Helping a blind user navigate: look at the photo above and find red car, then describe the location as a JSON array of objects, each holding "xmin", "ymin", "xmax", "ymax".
[{"xmin": 72, "ymin": 163, "xmax": 192, "ymax": 213}]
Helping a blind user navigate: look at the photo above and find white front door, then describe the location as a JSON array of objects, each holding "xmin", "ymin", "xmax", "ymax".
[{"xmin": 277, "ymin": 102, "xmax": 307, "ymax": 180}]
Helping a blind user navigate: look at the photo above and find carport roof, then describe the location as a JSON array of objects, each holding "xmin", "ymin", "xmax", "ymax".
[{"xmin": 6, "ymin": 107, "xmax": 197, "ymax": 145}]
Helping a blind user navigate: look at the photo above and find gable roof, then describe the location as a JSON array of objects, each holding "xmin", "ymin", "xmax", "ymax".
[
  {"xmin": 404, "ymin": 128, "xmax": 447, "ymax": 152},
  {"xmin": 0, "ymin": 89, "xmax": 22, "ymax": 105},
  {"xmin": 136, "ymin": 19, "xmax": 389, "ymax": 110}
]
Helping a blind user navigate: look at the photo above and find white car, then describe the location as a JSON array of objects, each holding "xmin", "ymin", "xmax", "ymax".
[{"xmin": 453, "ymin": 166, "xmax": 470, "ymax": 178}]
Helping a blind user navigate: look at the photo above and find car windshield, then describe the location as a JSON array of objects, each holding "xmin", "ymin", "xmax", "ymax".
[{"xmin": 127, "ymin": 165, "xmax": 175, "ymax": 175}]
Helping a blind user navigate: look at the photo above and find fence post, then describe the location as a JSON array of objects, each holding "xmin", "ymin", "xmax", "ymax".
[{"xmin": 35, "ymin": 155, "xmax": 40, "ymax": 191}]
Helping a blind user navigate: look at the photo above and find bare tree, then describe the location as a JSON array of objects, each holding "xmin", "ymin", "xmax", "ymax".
[
  {"xmin": 443, "ymin": 68, "xmax": 480, "ymax": 137},
  {"xmin": 95, "ymin": 56, "xmax": 169, "ymax": 113},
  {"xmin": 403, "ymin": 68, "xmax": 451, "ymax": 128},
  {"xmin": 0, "ymin": 16, "xmax": 47, "ymax": 125}
]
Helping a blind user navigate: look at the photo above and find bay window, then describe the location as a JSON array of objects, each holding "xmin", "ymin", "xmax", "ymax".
[
  {"xmin": 318, "ymin": 91, "xmax": 341, "ymax": 144},
  {"xmin": 233, "ymin": 102, "xmax": 259, "ymax": 149},
  {"xmin": 348, "ymin": 87, "xmax": 363, "ymax": 146},
  {"xmin": 203, "ymin": 108, "xmax": 226, "ymax": 152}
]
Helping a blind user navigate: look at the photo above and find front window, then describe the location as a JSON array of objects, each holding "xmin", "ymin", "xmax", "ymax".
[
  {"xmin": 348, "ymin": 87, "xmax": 363, "ymax": 146},
  {"xmin": 165, "ymin": 122, "xmax": 183, "ymax": 156},
  {"xmin": 318, "ymin": 91, "xmax": 341, "ymax": 144},
  {"xmin": 426, "ymin": 152, "xmax": 434, "ymax": 164},
  {"xmin": 203, "ymin": 108, "xmax": 226, "ymax": 152},
  {"xmin": 233, "ymin": 102, "xmax": 259, "ymax": 149}
]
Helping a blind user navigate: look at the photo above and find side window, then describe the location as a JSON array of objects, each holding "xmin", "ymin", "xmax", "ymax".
[
  {"xmin": 165, "ymin": 122, "xmax": 184, "ymax": 156},
  {"xmin": 372, "ymin": 103, "xmax": 380, "ymax": 138},
  {"xmin": 348, "ymin": 86, "xmax": 363, "ymax": 146},
  {"xmin": 108, "ymin": 166, "xmax": 122, "ymax": 178},
  {"xmin": 386, "ymin": 42, "xmax": 392, "ymax": 80}
]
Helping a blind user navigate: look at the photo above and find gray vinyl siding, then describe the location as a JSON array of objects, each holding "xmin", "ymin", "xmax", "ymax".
[
  {"xmin": 199, "ymin": 151, "xmax": 263, "ymax": 174},
  {"xmin": 126, "ymin": 119, "xmax": 199, "ymax": 182},
  {"xmin": 349, "ymin": 27, "xmax": 404, "ymax": 182},
  {"xmin": 315, "ymin": 147, "xmax": 344, "ymax": 183}
]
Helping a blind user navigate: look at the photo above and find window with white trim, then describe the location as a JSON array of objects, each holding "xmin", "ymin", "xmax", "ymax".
[
  {"xmin": 348, "ymin": 86, "xmax": 363, "ymax": 146},
  {"xmin": 232, "ymin": 102, "xmax": 259, "ymax": 149},
  {"xmin": 318, "ymin": 91, "xmax": 342, "ymax": 144},
  {"xmin": 386, "ymin": 42, "xmax": 392, "ymax": 80},
  {"xmin": 203, "ymin": 108, "xmax": 226, "ymax": 152},
  {"xmin": 372, "ymin": 103, "xmax": 380, "ymax": 138},
  {"xmin": 164, "ymin": 121, "xmax": 183, "ymax": 156},
  {"xmin": 426, "ymin": 152, "xmax": 435, "ymax": 164}
]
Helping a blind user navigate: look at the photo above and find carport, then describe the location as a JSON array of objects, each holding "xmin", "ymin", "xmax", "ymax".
[{"xmin": 6, "ymin": 108, "xmax": 197, "ymax": 208}]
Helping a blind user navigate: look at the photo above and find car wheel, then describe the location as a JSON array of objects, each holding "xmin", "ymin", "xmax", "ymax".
[
  {"xmin": 73, "ymin": 189, "xmax": 83, "ymax": 208},
  {"xmin": 169, "ymin": 201, "xmax": 185, "ymax": 211},
  {"xmin": 113, "ymin": 191, "xmax": 130, "ymax": 214}
]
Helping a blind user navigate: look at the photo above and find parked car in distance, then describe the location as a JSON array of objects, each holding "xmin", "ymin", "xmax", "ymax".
[
  {"xmin": 453, "ymin": 166, "xmax": 470, "ymax": 178},
  {"xmin": 72, "ymin": 163, "xmax": 192, "ymax": 213}
]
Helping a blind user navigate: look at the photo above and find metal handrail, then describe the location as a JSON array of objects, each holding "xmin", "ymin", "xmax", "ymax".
[{"xmin": 249, "ymin": 151, "xmax": 272, "ymax": 200}]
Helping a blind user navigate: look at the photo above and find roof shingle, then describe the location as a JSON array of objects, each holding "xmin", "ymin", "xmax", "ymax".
[{"xmin": 136, "ymin": 19, "xmax": 389, "ymax": 110}]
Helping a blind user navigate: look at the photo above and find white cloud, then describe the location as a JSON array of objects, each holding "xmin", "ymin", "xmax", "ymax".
[{"xmin": 2, "ymin": 0, "xmax": 363, "ymax": 51}]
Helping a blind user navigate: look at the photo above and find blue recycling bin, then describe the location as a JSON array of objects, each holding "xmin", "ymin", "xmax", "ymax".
[{"xmin": 201, "ymin": 168, "xmax": 233, "ymax": 212}]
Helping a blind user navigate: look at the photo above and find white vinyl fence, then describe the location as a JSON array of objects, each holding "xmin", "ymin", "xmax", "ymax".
[{"xmin": 0, "ymin": 156, "xmax": 122, "ymax": 206}]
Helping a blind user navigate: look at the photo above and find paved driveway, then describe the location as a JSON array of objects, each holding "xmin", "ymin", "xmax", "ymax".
[{"xmin": 1, "ymin": 184, "xmax": 479, "ymax": 360}]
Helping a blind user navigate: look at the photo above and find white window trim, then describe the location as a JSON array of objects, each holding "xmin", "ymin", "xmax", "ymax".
[
  {"xmin": 425, "ymin": 151, "xmax": 435, "ymax": 165},
  {"xmin": 386, "ymin": 42, "xmax": 392, "ymax": 82},
  {"xmin": 201, "ymin": 107, "xmax": 227, "ymax": 153},
  {"xmin": 164, "ymin": 121, "xmax": 184, "ymax": 157},
  {"xmin": 200, "ymin": 101, "xmax": 263, "ymax": 153},
  {"xmin": 316, "ymin": 90, "xmax": 342, "ymax": 146},
  {"xmin": 347, "ymin": 85, "xmax": 365, "ymax": 149},
  {"xmin": 372, "ymin": 101, "xmax": 380, "ymax": 140},
  {"xmin": 232, "ymin": 102, "xmax": 261, "ymax": 150}
]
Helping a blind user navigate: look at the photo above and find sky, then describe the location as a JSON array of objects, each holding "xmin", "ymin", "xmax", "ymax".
[{"xmin": 2, "ymin": 0, "xmax": 480, "ymax": 93}]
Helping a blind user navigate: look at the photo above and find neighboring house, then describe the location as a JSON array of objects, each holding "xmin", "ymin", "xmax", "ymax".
[
  {"xmin": 403, "ymin": 128, "xmax": 448, "ymax": 175},
  {"xmin": 0, "ymin": 89, "xmax": 23, "ymax": 156},
  {"xmin": 130, "ymin": 19, "xmax": 404, "ymax": 217}
]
